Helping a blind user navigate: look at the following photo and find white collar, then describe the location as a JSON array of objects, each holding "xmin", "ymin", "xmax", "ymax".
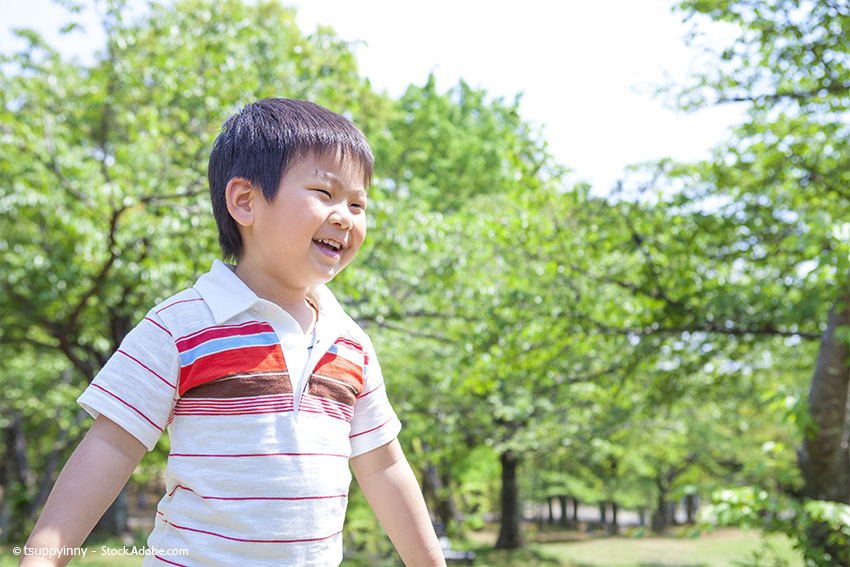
[{"xmin": 194, "ymin": 260, "xmax": 353, "ymax": 332}]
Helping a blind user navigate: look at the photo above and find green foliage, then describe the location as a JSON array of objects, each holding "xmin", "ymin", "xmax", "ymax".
[
  {"xmin": 704, "ymin": 487, "xmax": 850, "ymax": 566},
  {"xmin": 3, "ymin": 0, "xmax": 847, "ymax": 561},
  {"xmin": 0, "ymin": 0, "xmax": 386, "ymax": 538},
  {"xmin": 676, "ymin": 0, "xmax": 850, "ymax": 111},
  {"xmin": 652, "ymin": 0, "xmax": 850, "ymax": 562}
]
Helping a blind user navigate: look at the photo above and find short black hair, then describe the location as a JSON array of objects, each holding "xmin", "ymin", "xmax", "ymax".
[{"xmin": 208, "ymin": 98, "xmax": 374, "ymax": 261}]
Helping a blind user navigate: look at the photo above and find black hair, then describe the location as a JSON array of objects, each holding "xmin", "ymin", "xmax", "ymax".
[{"xmin": 208, "ymin": 98, "xmax": 374, "ymax": 261}]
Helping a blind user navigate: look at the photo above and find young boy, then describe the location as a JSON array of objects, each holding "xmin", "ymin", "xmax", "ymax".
[{"xmin": 21, "ymin": 98, "xmax": 446, "ymax": 567}]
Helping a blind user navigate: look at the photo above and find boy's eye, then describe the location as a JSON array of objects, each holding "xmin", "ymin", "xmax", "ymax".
[
  {"xmin": 313, "ymin": 189, "xmax": 331, "ymax": 199},
  {"xmin": 351, "ymin": 202, "xmax": 367, "ymax": 211}
]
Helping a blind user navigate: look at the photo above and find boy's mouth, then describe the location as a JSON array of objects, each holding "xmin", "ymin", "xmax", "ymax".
[{"xmin": 314, "ymin": 238, "xmax": 343, "ymax": 256}]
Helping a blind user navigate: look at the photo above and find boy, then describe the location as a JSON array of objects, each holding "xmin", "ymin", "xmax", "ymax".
[{"xmin": 21, "ymin": 98, "xmax": 446, "ymax": 567}]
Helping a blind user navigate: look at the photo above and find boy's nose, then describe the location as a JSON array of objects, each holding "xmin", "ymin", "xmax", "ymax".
[{"xmin": 329, "ymin": 206, "xmax": 353, "ymax": 230}]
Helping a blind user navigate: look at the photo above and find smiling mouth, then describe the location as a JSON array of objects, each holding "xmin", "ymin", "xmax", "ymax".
[{"xmin": 314, "ymin": 238, "xmax": 343, "ymax": 255}]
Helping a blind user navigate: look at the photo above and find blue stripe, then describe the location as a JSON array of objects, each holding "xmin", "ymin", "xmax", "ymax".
[{"xmin": 180, "ymin": 332, "xmax": 279, "ymax": 367}]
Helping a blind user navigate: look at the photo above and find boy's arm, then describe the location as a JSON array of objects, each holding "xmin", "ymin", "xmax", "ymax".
[
  {"xmin": 20, "ymin": 415, "xmax": 147, "ymax": 567},
  {"xmin": 350, "ymin": 438, "xmax": 446, "ymax": 567}
]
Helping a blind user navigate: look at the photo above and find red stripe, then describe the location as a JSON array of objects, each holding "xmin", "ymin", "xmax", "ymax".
[
  {"xmin": 179, "ymin": 345, "xmax": 286, "ymax": 396},
  {"xmin": 158, "ymin": 514, "xmax": 342, "ymax": 544},
  {"xmin": 91, "ymin": 384, "xmax": 163, "ymax": 431},
  {"xmin": 333, "ymin": 337, "xmax": 369, "ymax": 368},
  {"xmin": 176, "ymin": 395, "xmax": 293, "ymax": 407},
  {"xmin": 118, "ymin": 350, "xmax": 176, "ymax": 390},
  {"xmin": 173, "ymin": 408, "xmax": 294, "ymax": 417},
  {"xmin": 177, "ymin": 321, "xmax": 273, "ymax": 352},
  {"xmin": 176, "ymin": 401, "xmax": 290, "ymax": 409},
  {"xmin": 156, "ymin": 297, "xmax": 203, "ymax": 314},
  {"xmin": 144, "ymin": 317, "xmax": 172, "ymax": 336},
  {"xmin": 335, "ymin": 336, "xmax": 364, "ymax": 352},
  {"xmin": 358, "ymin": 382, "xmax": 384, "ymax": 399},
  {"xmin": 350, "ymin": 416, "xmax": 393, "ymax": 439},
  {"xmin": 169, "ymin": 451, "xmax": 347, "ymax": 458},
  {"xmin": 153, "ymin": 556, "xmax": 190, "ymax": 567},
  {"xmin": 300, "ymin": 408, "xmax": 351, "ymax": 421},
  {"xmin": 174, "ymin": 401, "xmax": 294, "ymax": 415},
  {"xmin": 312, "ymin": 355, "xmax": 364, "ymax": 393},
  {"xmin": 176, "ymin": 401, "xmax": 292, "ymax": 409},
  {"xmin": 168, "ymin": 484, "xmax": 346, "ymax": 501},
  {"xmin": 174, "ymin": 409, "xmax": 293, "ymax": 416},
  {"xmin": 299, "ymin": 396, "xmax": 354, "ymax": 421},
  {"xmin": 175, "ymin": 405, "xmax": 293, "ymax": 413}
]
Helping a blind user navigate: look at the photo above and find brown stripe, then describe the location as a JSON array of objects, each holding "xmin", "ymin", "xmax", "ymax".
[
  {"xmin": 307, "ymin": 376, "xmax": 358, "ymax": 408},
  {"xmin": 181, "ymin": 372, "xmax": 292, "ymax": 399}
]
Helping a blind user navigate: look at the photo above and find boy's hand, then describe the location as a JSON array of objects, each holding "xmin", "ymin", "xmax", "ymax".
[{"xmin": 351, "ymin": 439, "xmax": 446, "ymax": 567}]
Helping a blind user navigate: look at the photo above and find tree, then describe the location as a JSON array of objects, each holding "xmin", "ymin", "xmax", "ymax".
[
  {"xmin": 0, "ymin": 0, "xmax": 565, "ymax": 549},
  {"xmin": 0, "ymin": 0, "xmax": 386, "ymax": 539},
  {"xmin": 626, "ymin": 0, "xmax": 850, "ymax": 562},
  {"xmin": 336, "ymin": 78, "xmax": 568, "ymax": 548}
]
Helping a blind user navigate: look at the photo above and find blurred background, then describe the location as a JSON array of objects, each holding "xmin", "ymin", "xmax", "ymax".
[{"xmin": 1, "ymin": 1, "xmax": 848, "ymax": 566}]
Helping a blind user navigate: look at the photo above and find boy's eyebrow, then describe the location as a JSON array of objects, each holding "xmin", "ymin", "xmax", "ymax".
[
  {"xmin": 312, "ymin": 169, "xmax": 369, "ymax": 197},
  {"xmin": 312, "ymin": 169, "xmax": 342, "ymax": 185}
]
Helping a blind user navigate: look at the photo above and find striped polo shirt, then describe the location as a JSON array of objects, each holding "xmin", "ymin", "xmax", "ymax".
[{"xmin": 78, "ymin": 260, "xmax": 402, "ymax": 566}]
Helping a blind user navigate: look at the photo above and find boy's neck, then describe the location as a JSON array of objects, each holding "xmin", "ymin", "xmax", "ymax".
[{"xmin": 232, "ymin": 262, "xmax": 317, "ymax": 334}]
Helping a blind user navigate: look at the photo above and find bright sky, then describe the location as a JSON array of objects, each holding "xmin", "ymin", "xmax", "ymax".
[{"xmin": 2, "ymin": 0, "xmax": 745, "ymax": 193}]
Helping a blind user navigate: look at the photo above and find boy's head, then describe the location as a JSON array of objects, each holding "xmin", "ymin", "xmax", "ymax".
[{"xmin": 209, "ymin": 98, "xmax": 374, "ymax": 261}]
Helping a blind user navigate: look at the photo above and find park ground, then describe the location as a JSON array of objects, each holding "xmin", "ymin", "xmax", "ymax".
[{"xmin": 0, "ymin": 524, "xmax": 802, "ymax": 567}]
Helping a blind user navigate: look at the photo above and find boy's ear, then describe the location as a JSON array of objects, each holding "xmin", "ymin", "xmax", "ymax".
[{"xmin": 225, "ymin": 177, "xmax": 257, "ymax": 227}]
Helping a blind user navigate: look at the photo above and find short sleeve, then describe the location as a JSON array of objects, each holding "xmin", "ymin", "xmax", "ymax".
[
  {"xmin": 348, "ymin": 334, "xmax": 401, "ymax": 457},
  {"xmin": 77, "ymin": 311, "xmax": 180, "ymax": 451}
]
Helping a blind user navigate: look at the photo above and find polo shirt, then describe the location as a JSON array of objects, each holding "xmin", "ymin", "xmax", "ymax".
[{"xmin": 78, "ymin": 260, "xmax": 402, "ymax": 566}]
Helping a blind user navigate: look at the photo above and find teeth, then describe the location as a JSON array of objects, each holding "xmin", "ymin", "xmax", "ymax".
[{"xmin": 317, "ymin": 239, "xmax": 342, "ymax": 250}]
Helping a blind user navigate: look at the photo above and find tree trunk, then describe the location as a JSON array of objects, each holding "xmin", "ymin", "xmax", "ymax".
[
  {"xmin": 651, "ymin": 491, "xmax": 672, "ymax": 532},
  {"xmin": 799, "ymin": 292, "xmax": 850, "ymax": 566},
  {"xmin": 558, "ymin": 495, "xmax": 568, "ymax": 526},
  {"xmin": 598, "ymin": 501, "xmax": 607, "ymax": 525},
  {"xmin": 685, "ymin": 494, "xmax": 697, "ymax": 525},
  {"xmin": 421, "ymin": 461, "xmax": 461, "ymax": 531},
  {"xmin": 611, "ymin": 501, "xmax": 619, "ymax": 534},
  {"xmin": 1, "ymin": 413, "xmax": 34, "ymax": 542},
  {"xmin": 547, "ymin": 497, "xmax": 554, "ymax": 524},
  {"xmin": 572, "ymin": 497, "xmax": 579, "ymax": 523},
  {"xmin": 495, "ymin": 449, "xmax": 523, "ymax": 549}
]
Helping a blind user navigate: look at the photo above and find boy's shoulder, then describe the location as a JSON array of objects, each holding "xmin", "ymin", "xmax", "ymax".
[
  {"xmin": 150, "ymin": 286, "xmax": 204, "ymax": 315},
  {"xmin": 146, "ymin": 285, "xmax": 208, "ymax": 333}
]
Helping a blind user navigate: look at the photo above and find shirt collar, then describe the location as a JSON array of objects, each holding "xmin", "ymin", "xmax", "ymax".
[
  {"xmin": 194, "ymin": 259, "xmax": 350, "ymax": 330},
  {"xmin": 193, "ymin": 260, "xmax": 258, "ymax": 324}
]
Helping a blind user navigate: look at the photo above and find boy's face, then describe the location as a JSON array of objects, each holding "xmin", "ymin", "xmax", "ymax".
[{"xmin": 238, "ymin": 151, "xmax": 368, "ymax": 298}]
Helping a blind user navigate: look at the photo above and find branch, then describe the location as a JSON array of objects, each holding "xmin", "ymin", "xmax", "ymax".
[
  {"xmin": 617, "ymin": 203, "xmax": 683, "ymax": 309},
  {"xmin": 363, "ymin": 318, "xmax": 453, "ymax": 343},
  {"xmin": 140, "ymin": 178, "xmax": 208, "ymax": 205},
  {"xmin": 61, "ymin": 205, "xmax": 125, "ymax": 339},
  {"xmin": 583, "ymin": 316, "xmax": 821, "ymax": 341},
  {"xmin": 806, "ymin": 171, "xmax": 850, "ymax": 202},
  {"xmin": 40, "ymin": 110, "xmax": 92, "ymax": 206},
  {"xmin": 715, "ymin": 82, "xmax": 849, "ymax": 106}
]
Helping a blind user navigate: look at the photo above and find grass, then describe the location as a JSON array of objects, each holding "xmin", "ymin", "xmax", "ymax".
[
  {"xmin": 0, "ymin": 527, "xmax": 804, "ymax": 567},
  {"xmin": 460, "ymin": 525, "xmax": 803, "ymax": 567}
]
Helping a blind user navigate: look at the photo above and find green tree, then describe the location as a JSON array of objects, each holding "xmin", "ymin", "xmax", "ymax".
[
  {"xmin": 0, "ymin": 0, "xmax": 385, "ymax": 540},
  {"xmin": 619, "ymin": 0, "xmax": 850, "ymax": 562},
  {"xmin": 336, "ymin": 78, "xmax": 569, "ymax": 548}
]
